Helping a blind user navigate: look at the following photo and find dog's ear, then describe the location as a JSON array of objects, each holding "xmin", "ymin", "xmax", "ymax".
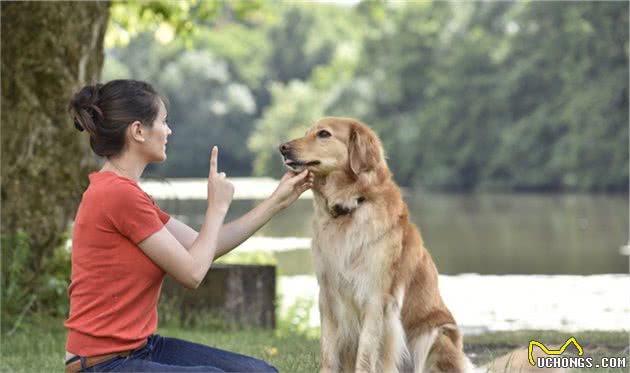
[{"xmin": 349, "ymin": 123, "xmax": 381, "ymax": 175}]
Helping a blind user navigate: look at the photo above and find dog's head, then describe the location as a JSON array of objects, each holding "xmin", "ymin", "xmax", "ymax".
[{"xmin": 279, "ymin": 117, "xmax": 385, "ymax": 177}]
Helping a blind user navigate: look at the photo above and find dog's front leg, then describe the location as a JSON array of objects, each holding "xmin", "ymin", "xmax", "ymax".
[
  {"xmin": 354, "ymin": 302, "xmax": 383, "ymax": 373},
  {"xmin": 381, "ymin": 294, "xmax": 408, "ymax": 373},
  {"xmin": 319, "ymin": 290, "xmax": 339, "ymax": 373}
]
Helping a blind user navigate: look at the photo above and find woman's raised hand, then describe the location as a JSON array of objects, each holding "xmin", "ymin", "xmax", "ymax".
[{"xmin": 207, "ymin": 146, "xmax": 234, "ymax": 213}]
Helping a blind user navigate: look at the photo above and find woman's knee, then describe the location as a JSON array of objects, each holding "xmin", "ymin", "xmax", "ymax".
[
  {"xmin": 236, "ymin": 355, "xmax": 277, "ymax": 373},
  {"xmin": 251, "ymin": 359, "xmax": 278, "ymax": 373}
]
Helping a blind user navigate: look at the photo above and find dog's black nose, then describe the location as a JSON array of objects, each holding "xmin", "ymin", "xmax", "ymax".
[{"xmin": 279, "ymin": 143, "xmax": 291, "ymax": 155}]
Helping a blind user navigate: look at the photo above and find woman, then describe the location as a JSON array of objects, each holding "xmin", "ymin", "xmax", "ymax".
[{"xmin": 64, "ymin": 79, "xmax": 312, "ymax": 372}]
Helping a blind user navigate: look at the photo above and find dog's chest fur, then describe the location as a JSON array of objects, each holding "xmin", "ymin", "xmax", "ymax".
[{"xmin": 311, "ymin": 189, "xmax": 401, "ymax": 314}]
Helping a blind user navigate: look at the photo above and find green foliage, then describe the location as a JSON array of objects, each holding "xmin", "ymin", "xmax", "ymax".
[
  {"xmin": 1, "ymin": 232, "xmax": 71, "ymax": 335},
  {"xmin": 1, "ymin": 232, "xmax": 35, "ymax": 335},
  {"xmin": 105, "ymin": 34, "xmax": 258, "ymax": 176},
  {"xmin": 324, "ymin": 1, "xmax": 627, "ymax": 191},
  {"xmin": 195, "ymin": 23, "xmax": 271, "ymax": 89},
  {"xmin": 105, "ymin": 1, "xmax": 628, "ymax": 191},
  {"xmin": 265, "ymin": 3, "xmax": 360, "ymax": 84},
  {"xmin": 249, "ymin": 81, "xmax": 328, "ymax": 178},
  {"xmin": 158, "ymin": 48, "xmax": 257, "ymax": 176},
  {"xmin": 107, "ymin": 0, "xmax": 268, "ymax": 47}
]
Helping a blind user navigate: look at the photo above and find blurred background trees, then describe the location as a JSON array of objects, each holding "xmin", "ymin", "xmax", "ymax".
[{"xmin": 103, "ymin": 1, "xmax": 628, "ymax": 191}]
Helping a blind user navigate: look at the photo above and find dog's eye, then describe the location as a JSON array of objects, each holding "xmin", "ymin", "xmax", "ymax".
[{"xmin": 317, "ymin": 130, "xmax": 332, "ymax": 139}]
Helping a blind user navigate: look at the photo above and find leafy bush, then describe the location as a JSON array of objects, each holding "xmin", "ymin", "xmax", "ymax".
[{"xmin": 1, "ymin": 232, "xmax": 71, "ymax": 335}]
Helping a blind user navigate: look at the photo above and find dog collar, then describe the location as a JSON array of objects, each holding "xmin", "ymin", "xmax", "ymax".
[{"xmin": 330, "ymin": 196, "xmax": 366, "ymax": 218}]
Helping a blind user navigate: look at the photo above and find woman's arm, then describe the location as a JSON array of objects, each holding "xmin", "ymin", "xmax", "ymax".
[
  {"xmin": 140, "ymin": 208, "xmax": 225, "ymax": 289},
  {"xmin": 165, "ymin": 170, "xmax": 312, "ymax": 259},
  {"xmin": 138, "ymin": 146, "xmax": 234, "ymax": 289},
  {"xmin": 166, "ymin": 198, "xmax": 280, "ymax": 259}
]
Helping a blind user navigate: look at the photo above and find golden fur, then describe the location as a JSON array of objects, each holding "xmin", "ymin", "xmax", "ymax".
[{"xmin": 280, "ymin": 117, "xmax": 470, "ymax": 373}]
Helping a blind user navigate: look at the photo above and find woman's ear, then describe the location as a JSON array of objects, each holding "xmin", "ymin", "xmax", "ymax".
[
  {"xmin": 348, "ymin": 124, "xmax": 380, "ymax": 175},
  {"xmin": 129, "ymin": 121, "xmax": 145, "ymax": 143}
]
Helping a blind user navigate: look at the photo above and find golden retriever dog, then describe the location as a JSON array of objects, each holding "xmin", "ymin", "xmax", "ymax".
[{"xmin": 279, "ymin": 117, "xmax": 471, "ymax": 373}]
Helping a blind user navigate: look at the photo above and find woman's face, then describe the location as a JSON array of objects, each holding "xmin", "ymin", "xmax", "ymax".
[{"xmin": 143, "ymin": 99, "xmax": 172, "ymax": 162}]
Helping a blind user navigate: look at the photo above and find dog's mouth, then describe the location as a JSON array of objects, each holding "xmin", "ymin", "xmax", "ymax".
[{"xmin": 283, "ymin": 158, "xmax": 321, "ymax": 172}]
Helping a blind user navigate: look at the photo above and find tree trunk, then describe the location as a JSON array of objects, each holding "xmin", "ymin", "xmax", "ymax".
[
  {"xmin": 161, "ymin": 264, "xmax": 277, "ymax": 329},
  {"xmin": 1, "ymin": 2, "xmax": 110, "ymax": 271}
]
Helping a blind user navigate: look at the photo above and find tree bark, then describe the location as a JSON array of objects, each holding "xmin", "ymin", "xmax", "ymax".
[
  {"xmin": 1, "ymin": 2, "xmax": 110, "ymax": 270},
  {"xmin": 161, "ymin": 264, "xmax": 277, "ymax": 329}
]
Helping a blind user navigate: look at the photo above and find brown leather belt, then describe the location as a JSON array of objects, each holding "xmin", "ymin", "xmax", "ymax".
[{"xmin": 64, "ymin": 340, "xmax": 148, "ymax": 373}]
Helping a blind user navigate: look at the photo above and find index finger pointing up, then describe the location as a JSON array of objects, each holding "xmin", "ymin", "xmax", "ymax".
[{"xmin": 210, "ymin": 146, "xmax": 218, "ymax": 175}]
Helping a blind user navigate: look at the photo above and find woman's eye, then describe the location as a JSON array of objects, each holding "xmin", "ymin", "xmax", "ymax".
[{"xmin": 317, "ymin": 130, "xmax": 331, "ymax": 138}]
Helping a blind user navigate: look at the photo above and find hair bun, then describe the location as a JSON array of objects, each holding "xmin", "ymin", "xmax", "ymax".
[
  {"xmin": 69, "ymin": 84, "xmax": 104, "ymax": 134},
  {"xmin": 73, "ymin": 118, "xmax": 85, "ymax": 132},
  {"xmin": 67, "ymin": 79, "xmax": 163, "ymax": 158}
]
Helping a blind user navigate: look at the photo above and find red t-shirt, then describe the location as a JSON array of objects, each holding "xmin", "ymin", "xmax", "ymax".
[{"xmin": 65, "ymin": 171, "xmax": 170, "ymax": 356}]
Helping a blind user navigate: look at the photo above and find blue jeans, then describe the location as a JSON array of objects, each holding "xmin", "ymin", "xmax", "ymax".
[{"xmin": 68, "ymin": 334, "xmax": 278, "ymax": 372}]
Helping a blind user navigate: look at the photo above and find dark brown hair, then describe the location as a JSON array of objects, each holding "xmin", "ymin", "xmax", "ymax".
[{"xmin": 69, "ymin": 79, "xmax": 165, "ymax": 157}]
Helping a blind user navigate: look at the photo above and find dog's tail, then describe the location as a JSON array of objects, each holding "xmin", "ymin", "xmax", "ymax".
[
  {"xmin": 409, "ymin": 322, "xmax": 472, "ymax": 373},
  {"xmin": 411, "ymin": 320, "xmax": 568, "ymax": 373}
]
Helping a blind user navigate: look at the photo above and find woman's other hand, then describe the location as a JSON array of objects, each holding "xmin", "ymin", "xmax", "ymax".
[
  {"xmin": 270, "ymin": 170, "xmax": 313, "ymax": 210},
  {"xmin": 207, "ymin": 146, "xmax": 234, "ymax": 213}
]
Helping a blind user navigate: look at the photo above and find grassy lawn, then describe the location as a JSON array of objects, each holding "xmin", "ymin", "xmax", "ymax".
[
  {"xmin": 1, "ymin": 322, "xmax": 319, "ymax": 373},
  {"xmin": 1, "ymin": 320, "xmax": 627, "ymax": 373}
]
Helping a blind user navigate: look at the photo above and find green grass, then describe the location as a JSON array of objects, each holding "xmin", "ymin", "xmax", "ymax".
[
  {"xmin": 158, "ymin": 326, "xmax": 319, "ymax": 372},
  {"xmin": 1, "ymin": 321, "xmax": 627, "ymax": 373},
  {"xmin": 0, "ymin": 321, "xmax": 319, "ymax": 373}
]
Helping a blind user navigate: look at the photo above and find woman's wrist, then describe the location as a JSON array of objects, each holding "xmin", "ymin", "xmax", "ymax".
[
  {"xmin": 266, "ymin": 194, "xmax": 286, "ymax": 215},
  {"xmin": 206, "ymin": 203, "xmax": 230, "ymax": 217}
]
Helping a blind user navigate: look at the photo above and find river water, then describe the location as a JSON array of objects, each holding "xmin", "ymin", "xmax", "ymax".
[{"xmin": 143, "ymin": 178, "xmax": 629, "ymax": 332}]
